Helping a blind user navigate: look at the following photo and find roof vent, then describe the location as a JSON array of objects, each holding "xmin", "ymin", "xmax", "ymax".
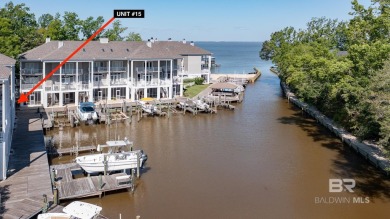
[
  {"xmin": 83, "ymin": 48, "xmax": 86, "ymax": 52},
  {"xmin": 45, "ymin": 38, "xmax": 51, "ymax": 43},
  {"xmin": 58, "ymin": 41, "xmax": 64, "ymax": 48},
  {"xmin": 150, "ymin": 37, "xmax": 155, "ymax": 43},
  {"xmin": 126, "ymin": 48, "xmax": 130, "ymax": 52},
  {"xmin": 190, "ymin": 41, "xmax": 194, "ymax": 46},
  {"xmin": 100, "ymin": 38, "xmax": 109, "ymax": 44},
  {"xmin": 182, "ymin": 39, "xmax": 186, "ymax": 44},
  {"xmin": 147, "ymin": 39, "xmax": 152, "ymax": 48},
  {"xmin": 168, "ymin": 38, "xmax": 172, "ymax": 41},
  {"xmin": 102, "ymin": 48, "xmax": 105, "ymax": 52},
  {"xmin": 110, "ymin": 48, "xmax": 113, "ymax": 52}
]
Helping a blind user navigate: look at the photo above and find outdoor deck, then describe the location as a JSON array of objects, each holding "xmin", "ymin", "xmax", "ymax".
[{"xmin": 0, "ymin": 108, "xmax": 52, "ymax": 219}]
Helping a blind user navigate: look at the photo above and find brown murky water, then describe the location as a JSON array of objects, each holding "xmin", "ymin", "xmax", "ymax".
[{"xmin": 47, "ymin": 68, "xmax": 390, "ymax": 219}]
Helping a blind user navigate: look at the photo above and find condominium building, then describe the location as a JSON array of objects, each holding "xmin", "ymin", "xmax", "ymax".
[
  {"xmin": 19, "ymin": 38, "xmax": 212, "ymax": 107},
  {"xmin": 0, "ymin": 53, "xmax": 16, "ymax": 180}
]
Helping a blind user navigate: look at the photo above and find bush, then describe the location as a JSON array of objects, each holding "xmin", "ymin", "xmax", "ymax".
[
  {"xmin": 194, "ymin": 77, "xmax": 205, "ymax": 85},
  {"xmin": 183, "ymin": 78, "xmax": 195, "ymax": 84}
]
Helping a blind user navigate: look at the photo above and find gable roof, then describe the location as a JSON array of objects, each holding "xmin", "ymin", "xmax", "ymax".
[
  {"xmin": 0, "ymin": 53, "xmax": 15, "ymax": 80},
  {"xmin": 19, "ymin": 40, "xmax": 212, "ymax": 61}
]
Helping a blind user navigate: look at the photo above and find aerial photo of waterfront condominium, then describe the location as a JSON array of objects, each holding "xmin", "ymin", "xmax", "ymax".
[
  {"xmin": 0, "ymin": 53, "xmax": 16, "ymax": 180},
  {"xmin": 19, "ymin": 38, "xmax": 212, "ymax": 107}
]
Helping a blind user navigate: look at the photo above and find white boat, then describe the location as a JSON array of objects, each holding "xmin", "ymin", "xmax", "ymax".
[
  {"xmin": 76, "ymin": 140, "xmax": 148, "ymax": 174},
  {"xmin": 38, "ymin": 201, "xmax": 103, "ymax": 219},
  {"xmin": 138, "ymin": 100, "xmax": 157, "ymax": 114},
  {"xmin": 78, "ymin": 102, "xmax": 98, "ymax": 124},
  {"xmin": 194, "ymin": 99, "xmax": 210, "ymax": 111}
]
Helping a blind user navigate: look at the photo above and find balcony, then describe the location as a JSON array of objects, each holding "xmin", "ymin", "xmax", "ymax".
[
  {"xmin": 44, "ymin": 81, "xmax": 89, "ymax": 91},
  {"xmin": 110, "ymin": 67, "xmax": 127, "ymax": 72},
  {"xmin": 135, "ymin": 67, "xmax": 162, "ymax": 74},
  {"xmin": 94, "ymin": 67, "xmax": 108, "ymax": 73},
  {"xmin": 21, "ymin": 69, "xmax": 43, "ymax": 75},
  {"xmin": 93, "ymin": 79, "xmax": 109, "ymax": 87},
  {"xmin": 132, "ymin": 79, "xmax": 171, "ymax": 87},
  {"xmin": 21, "ymin": 84, "xmax": 42, "ymax": 90},
  {"xmin": 62, "ymin": 69, "xmax": 83, "ymax": 75},
  {"xmin": 110, "ymin": 78, "xmax": 128, "ymax": 85}
]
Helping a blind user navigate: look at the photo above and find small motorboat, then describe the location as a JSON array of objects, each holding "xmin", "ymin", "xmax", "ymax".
[
  {"xmin": 77, "ymin": 102, "xmax": 98, "ymax": 124},
  {"xmin": 194, "ymin": 99, "xmax": 210, "ymax": 111},
  {"xmin": 138, "ymin": 100, "xmax": 157, "ymax": 114},
  {"xmin": 38, "ymin": 201, "xmax": 104, "ymax": 219},
  {"xmin": 76, "ymin": 139, "xmax": 148, "ymax": 174}
]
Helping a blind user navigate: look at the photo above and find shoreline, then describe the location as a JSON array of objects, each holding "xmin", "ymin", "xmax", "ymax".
[{"xmin": 280, "ymin": 81, "xmax": 390, "ymax": 174}]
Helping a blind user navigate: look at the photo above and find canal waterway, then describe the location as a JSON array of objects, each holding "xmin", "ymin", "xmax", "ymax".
[{"xmin": 47, "ymin": 42, "xmax": 390, "ymax": 218}]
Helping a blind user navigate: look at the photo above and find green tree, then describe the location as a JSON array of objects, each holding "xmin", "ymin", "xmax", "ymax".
[
  {"xmin": 62, "ymin": 12, "xmax": 81, "ymax": 40},
  {"xmin": 125, "ymin": 32, "xmax": 142, "ymax": 41},
  {"xmin": 367, "ymin": 59, "xmax": 390, "ymax": 148},
  {"xmin": 46, "ymin": 14, "xmax": 65, "ymax": 40},
  {"xmin": 0, "ymin": 18, "xmax": 20, "ymax": 58},
  {"xmin": 38, "ymin": 13, "xmax": 54, "ymax": 28},
  {"xmin": 0, "ymin": 2, "xmax": 43, "ymax": 52},
  {"xmin": 260, "ymin": 0, "xmax": 390, "ymax": 149},
  {"xmin": 102, "ymin": 20, "xmax": 128, "ymax": 41},
  {"xmin": 81, "ymin": 16, "xmax": 105, "ymax": 40}
]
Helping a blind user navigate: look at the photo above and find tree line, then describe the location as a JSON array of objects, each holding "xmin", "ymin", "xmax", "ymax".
[
  {"xmin": 260, "ymin": 0, "xmax": 390, "ymax": 151},
  {"xmin": 0, "ymin": 1, "xmax": 142, "ymax": 59}
]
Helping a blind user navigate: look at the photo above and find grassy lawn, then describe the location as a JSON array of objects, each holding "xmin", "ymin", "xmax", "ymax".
[{"xmin": 184, "ymin": 84, "xmax": 209, "ymax": 98}]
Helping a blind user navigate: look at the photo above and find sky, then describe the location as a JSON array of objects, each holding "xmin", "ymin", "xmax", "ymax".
[{"xmin": 6, "ymin": 0, "xmax": 373, "ymax": 42}]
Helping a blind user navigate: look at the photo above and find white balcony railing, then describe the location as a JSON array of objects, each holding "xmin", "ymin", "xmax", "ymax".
[
  {"xmin": 93, "ymin": 80, "xmax": 109, "ymax": 87},
  {"xmin": 21, "ymin": 69, "xmax": 43, "ymax": 75},
  {"xmin": 21, "ymin": 84, "xmax": 42, "ymax": 90},
  {"xmin": 44, "ymin": 82, "xmax": 89, "ymax": 91},
  {"xmin": 110, "ymin": 67, "xmax": 127, "ymax": 72},
  {"xmin": 110, "ymin": 78, "xmax": 127, "ymax": 85},
  {"xmin": 62, "ymin": 69, "xmax": 83, "ymax": 75},
  {"xmin": 94, "ymin": 67, "xmax": 108, "ymax": 73},
  {"xmin": 132, "ymin": 79, "xmax": 171, "ymax": 87},
  {"xmin": 135, "ymin": 67, "xmax": 162, "ymax": 74}
]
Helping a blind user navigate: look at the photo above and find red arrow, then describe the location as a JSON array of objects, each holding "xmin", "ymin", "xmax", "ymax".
[{"xmin": 18, "ymin": 17, "xmax": 116, "ymax": 104}]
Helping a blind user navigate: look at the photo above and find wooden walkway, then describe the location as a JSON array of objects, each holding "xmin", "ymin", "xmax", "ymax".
[
  {"xmin": 51, "ymin": 163, "xmax": 133, "ymax": 200},
  {"xmin": 47, "ymin": 145, "xmax": 96, "ymax": 156},
  {"xmin": 0, "ymin": 107, "xmax": 52, "ymax": 219}
]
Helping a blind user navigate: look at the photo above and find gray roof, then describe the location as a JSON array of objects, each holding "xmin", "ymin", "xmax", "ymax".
[
  {"xmin": 19, "ymin": 40, "xmax": 212, "ymax": 61},
  {"xmin": 209, "ymin": 82, "xmax": 238, "ymax": 90},
  {"xmin": 0, "ymin": 53, "xmax": 15, "ymax": 79}
]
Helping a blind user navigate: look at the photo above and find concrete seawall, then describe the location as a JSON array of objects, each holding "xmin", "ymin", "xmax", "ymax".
[{"xmin": 280, "ymin": 82, "xmax": 390, "ymax": 174}]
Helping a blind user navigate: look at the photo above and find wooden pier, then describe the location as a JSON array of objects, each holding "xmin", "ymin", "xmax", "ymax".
[
  {"xmin": 47, "ymin": 145, "xmax": 96, "ymax": 156},
  {"xmin": 51, "ymin": 163, "xmax": 134, "ymax": 201},
  {"xmin": 0, "ymin": 108, "xmax": 52, "ymax": 219}
]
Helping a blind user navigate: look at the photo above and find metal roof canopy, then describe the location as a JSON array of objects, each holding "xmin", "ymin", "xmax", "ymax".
[{"xmin": 209, "ymin": 82, "xmax": 238, "ymax": 90}]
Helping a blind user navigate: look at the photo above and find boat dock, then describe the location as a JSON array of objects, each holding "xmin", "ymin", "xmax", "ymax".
[
  {"xmin": 50, "ymin": 163, "xmax": 134, "ymax": 201},
  {"xmin": 47, "ymin": 145, "xmax": 96, "ymax": 156},
  {"xmin": 0, "ymin": 108, "xmax": 52, "ymax": 219}
]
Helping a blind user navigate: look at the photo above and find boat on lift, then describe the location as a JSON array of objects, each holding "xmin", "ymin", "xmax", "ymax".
[
  {"xmin": 77, "ymin": 102, "xmax": 98, "ymax": 124},
  {"xmin": 76, "ymin": 139, "xmax": 148, "ymax": 174}
]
